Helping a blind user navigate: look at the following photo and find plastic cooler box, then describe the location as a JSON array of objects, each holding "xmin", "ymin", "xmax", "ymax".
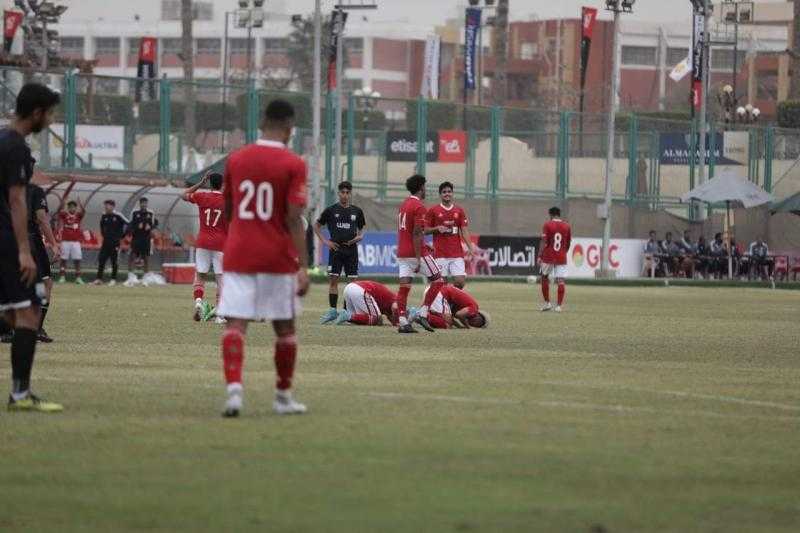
[{"xmin": 162, "ymin": 263, "xmax": 196, "ymax": 284}]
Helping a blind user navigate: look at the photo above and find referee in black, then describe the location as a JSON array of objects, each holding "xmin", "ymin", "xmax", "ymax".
[
  {"xmin": 0, "ymin": 82, "xmax": 62, "ymax": 412},
  {"xmin": 314, "ymin": 181, "xmax": 366, "ymax": 323}
]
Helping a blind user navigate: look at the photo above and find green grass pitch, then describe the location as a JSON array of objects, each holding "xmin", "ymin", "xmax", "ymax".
[{"xmin": 1, "ymin": 282, "xmax": 799, "ymax": 532}]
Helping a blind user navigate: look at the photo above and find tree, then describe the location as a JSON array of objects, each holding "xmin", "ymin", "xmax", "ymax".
[
  {"xmin": 286, "ymin": 14, "xmax": 338, "ymax": 92},
  {"xmin": 181, "ymin": 0, "xmax": 197, "ymax": 150},
  {"xmin": 790, "ymin": 1, "xmax": 800, "ymax": 99}
]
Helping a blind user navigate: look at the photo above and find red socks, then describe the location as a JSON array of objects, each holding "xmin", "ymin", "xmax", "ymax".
[
  {"xmin": 221, "ymin": 328, "xmax": 244, "ymax": 384},
  {"xmin": 350, "ymin": 313, "xmax": 380, "ymax": 325},
  {"xmin": 396, "ymin": 285, "xmax": 411, "ymax": 317},
  {"xmin": 423, "ymin": 279, "xmax": 444, "ymax": 308},
  {"xmin": 541, "ymin": 276, "xmax": 550, "ymax": 302},
  {"xmin": 193, "ymin": 276, "xmax": 204, "ymax": 300},
  {"xmin": 557, "ymin": 281, "xmax": 565, "ymax": 306},
  {"xmin": 275, "ymin": 335, "xmax": 297, "ymax": 391}
]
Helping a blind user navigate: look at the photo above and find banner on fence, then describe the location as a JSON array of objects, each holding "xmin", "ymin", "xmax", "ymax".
[
  {"xmin": 320, "ymin": 232, "xmax": 398, "ymax": 274},
  {"xmin": 659, "ymin": 133, "xmax": 743, "ymax": 166},
  {"xmin": 50, "ymin": 124, "xmax": 125, "ymax": 159},
  {"xmin": 476, "ymin": 236, "xmax": 540, "ymax": 276},
  {"xmin": 566, "ymin": 238, "xmax": 644, "ymax": 278},
  {"xmin": 464, "ymin": 7, "xmax": 482, "ymax": 91},
  {"xmin": 386, "ymin": 130, "xmax": 467, "ymax": 163}
]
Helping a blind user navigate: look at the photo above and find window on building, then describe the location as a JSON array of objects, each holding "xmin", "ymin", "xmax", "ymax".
[
  {"xmin": 345, "ymin": 37, "xmax": 364, "ymax": 54},
  {"xmin": 161, "ymin": 0, "xmax": 213, "ymax": 21},
  {"xmin": 263, "ymin": 38, "xmax": 288, "ymax": 54},
  {"xmin": 667, "ymin": 47, "xmax": 689, "ymax": 66},
  {"xmin": 162, "ymin": 38, "xmax": 183, "ymax": 55},
  {"xmin": 711, "ymin": 49, "xmax": 746, "ymax": 70},
  {"xmin": 520, "ymin": 42, "xmax": 537, "ymax": 60},
  {"xmin": 196, "ymin": 38, "xmax": 220, "ymax": 55},
  {"xmin": 342, "ymin": 78, "xmax": 363, "ymax": 92},
  {"xmin": 128, "ymin": 38, "xmax": 141, "ymax": 55},
  {"xmin": 757, "ymin": 71, "xmax": 778, "ymax": 100},
  {"xmin": 621, "ymin": 46, "xmax": 656, "ymax": 66},
  {"xmin": 230, "ymin": 38, "xmax": 251, "ymax": 54},
  {"xmin": 95, "ymin": 37, "xmax": 120, "ymax": 57},
  {"xmin": 60, "ymin": 37, "xmax": 84, "ymax": 57}
]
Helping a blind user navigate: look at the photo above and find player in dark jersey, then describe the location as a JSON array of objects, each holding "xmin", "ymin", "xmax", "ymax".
[
  {"xmin": 314, "ymin": 180, "xmax": 366, "ymax": 324},
  {"xmin": 28, "ymin": 184, "xmax": 59, "ymax": 342},
  {"xmin": 94, "ymin": 199, "xmax": 128, "ymax": 285},
  {"xmin": 125, "ymin": 197, "xmax": 158, "ymax": 285},
  {"xmin": 0, "ymin": 82, "xmax": 63, "ymax": 412}
]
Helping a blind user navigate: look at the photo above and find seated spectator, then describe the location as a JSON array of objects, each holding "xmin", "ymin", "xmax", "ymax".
[
  {"xmin": 695, "ymin": 236, "xmax": 710, "ymax": 278},
  {"xmin": 748, "ymin": 237, "xmax": 773, "ymax": 280},
  {"xmin": 677, "ymin": 230, "xmax": 697, "ymax": 278},
  {"xmin": 659, "ymin": 232, "xmax": 681, "ymax": 276},
  {"xmin": 709, "ymin": 233, "xmax": 726, "ymax": 279},
  {"xmin": 641, "ymin": 230, "xmax": 660, "ymax": 277},
  {"xmin": 728, "ymin": 238, "xmax": 746, "ymax": 278}
]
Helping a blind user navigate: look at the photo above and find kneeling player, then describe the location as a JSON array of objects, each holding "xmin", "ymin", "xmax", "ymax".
[
  {"xmin": 334, "ymin": 280, "xmax": 397, "ymax": 326},
  {"xmin": 414, "ymin": 284, "xmax": 488, "ymax": 329}
]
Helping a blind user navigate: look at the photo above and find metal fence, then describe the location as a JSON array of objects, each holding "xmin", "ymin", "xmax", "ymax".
[{"xmin": 2, "ymin": 66, "xmax": 798, "ymax": 213}]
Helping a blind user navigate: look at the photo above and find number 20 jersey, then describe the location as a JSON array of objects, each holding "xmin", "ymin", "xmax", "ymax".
[
  {"xmin": 540, "ymin": 218, "xmax": 572, "ymax": 265},
  {"xmin": 222, "ymin": 140, "xmax": 308, "ymax": 274},
  {"xmin": 187, "ymin": 190, "xmax": 227, "ymax": 252}
]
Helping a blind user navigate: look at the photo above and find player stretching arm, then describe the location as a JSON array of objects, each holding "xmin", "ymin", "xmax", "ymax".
[
  {"xmin": 537, "ymin": 206, "xmax": 572, "ymax": 313},
  {"xmin": 217, "ymin": 99, "xmax": 310, "ymax": 418}
]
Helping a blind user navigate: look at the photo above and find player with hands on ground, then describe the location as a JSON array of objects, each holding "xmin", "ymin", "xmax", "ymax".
[
  {"xmin": 538, "ymin": 206, "xmax": 572, "ymax": 312},
  {"xmin": 334, "ymin": 280, "xmax": 398, "ymax": 326},
  {"xmin": 182, "ymin": 171, "xmax": 227, "ymax": 323},
  {"xmin": 410, "ymin": 284, "xmax": 488, "ymax": 329},
  {"xmin": 216, "ymin": 99, "xmax": 310, "ymax": 418}
]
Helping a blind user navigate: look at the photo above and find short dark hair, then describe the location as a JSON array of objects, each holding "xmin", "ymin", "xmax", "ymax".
[
  {"xmin": 548, "ymin": 206, "xmax": 561, "ymax": 217},
  {"xmin": 665, "ymin": 231, "xmax": 672, "ymax": 238},
  {"xmin": 104, "ymin": 199, "xmax": 115, "ymax": 206},
  {"xmin": 338, "ymin": 181, "xmax": 353, "ymax": 192},
  {"xmin": 67, "ymin": 200, "xmax": 77, "ymax": 207},
  {"xmin": 438, "ymin": 181, "xmax": 454, "ymax": 194},
  {"xmin": 263, "ymin": 99, "xmax": 295, "ymax": 129},
  {"xmin": 714, "ymin": 232, "xmax": 722, "ymax": 239},
  {"xmin": 406, "ymin": 174, "xmax": 426, "ymax": 195},
  {"xmin": 649, "ymin": 230, "xmax": 656, "ymax": 235},
  {"xmin": 16, "ymin": 83, "xmax": 60, "ymax": 119},
  {"xmin": 208, "ymin": 172, "xmax": 223, "ymax": 190},
  {"xmin": 140, "ymin": 197, "xmax": 148, "ymax": 203}
]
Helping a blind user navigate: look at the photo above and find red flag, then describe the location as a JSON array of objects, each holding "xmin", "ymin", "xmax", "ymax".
[
  {"xmin": 139, "ymin": 37, "xmax": 157, "ymax": 63},
  {"xmin": 3, "ymin": 10, "xmax": 24, "ymax": 53},
  {"xmin": 581, "ymin": 7, "xmax": 598, "ymax": 39},
  {"xmin": 579, "ymin": 7, "xmax": 598, "ymax": 90}
]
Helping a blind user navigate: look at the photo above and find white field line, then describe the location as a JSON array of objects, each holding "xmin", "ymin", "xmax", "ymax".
[{"xmin": 364, "ymin": 392, "xmax": 800, "ymax": 422}]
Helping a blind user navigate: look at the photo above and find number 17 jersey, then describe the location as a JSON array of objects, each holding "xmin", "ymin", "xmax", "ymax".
[
  {"xmin": 222, "ymin": 139, "xmax": 308, "ymax": 274},
  {"xmin": 187, "ymin": 190, "xmax": 227, "ymax": 252},
  {"xmin": 541, "ymin": 218, "xmax": 572, "ymax": 265}
]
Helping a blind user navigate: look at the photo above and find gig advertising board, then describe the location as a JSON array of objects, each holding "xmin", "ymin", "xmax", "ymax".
[{"xmin": 565, "ymin": 238, "xmax": 644, "ymax": 278}]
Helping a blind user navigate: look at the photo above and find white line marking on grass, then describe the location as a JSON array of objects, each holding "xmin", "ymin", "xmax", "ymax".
[{"xmin": 367, "ymin": 392, "xmax": 518, "ymax": 405}]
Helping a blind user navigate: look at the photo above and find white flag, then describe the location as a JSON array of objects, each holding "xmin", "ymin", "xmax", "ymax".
[
  {"xmin": 420, "ymin": 35, "xmax": 441, "ymax": 99},
  {"xmin": 669, "ymin": 56, "xmax": 691, "ymax": 82}
]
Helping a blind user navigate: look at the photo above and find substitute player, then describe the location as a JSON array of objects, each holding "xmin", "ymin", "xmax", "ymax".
[
  {"xmin": 182, "ymin": 171, "xmax": 227, "ymax": 323},
  {"xmin": 425, "ymin": 181, "xmax": 476, "ymax": 288},
  {"xmin": 0, "ymin": 82, "xmax": 62, "ymax": 412},
  {"xmin": 314, "ymin": 180, "xmax": 365, "ymax": 324},
  {"xmin": 126, "ymin": 197, "xmax": 158, "ymax": 286},
  {"xmin": 334, "ymin": 280, "xmax": 397, "ymax": 326},
  {"xmin": 57, "ymin": 198, "xmax": 85, "ymax": 284},
  {"xmin": 538, "ymin": 206, "xmax": 572, "ymax": 312},
  {"xmin": 396, "ymin": 174, "xmax": 445, "ymax": 334},
  {"xmin": 94, "ymin": 199, "xmax": 128, "ymax": 285},
  {"xmin": 216, "ymin": 99, "xmax": 310, "ymax": 418},
  {"xmin": 28, "ymin": 183, "xmax": 59, "ymax": 343},
  {"xmin": 411, "ymin": 284, "xmax": 488, "ymax": 329}
]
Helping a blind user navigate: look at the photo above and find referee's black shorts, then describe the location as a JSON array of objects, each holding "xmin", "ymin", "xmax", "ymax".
[
  {"xmin": 131, "ymin": 235, "xmax": 151, "ymax": 257},
  {"xmin": 33, "ymin": 238, "xmax": 51, "ymax": 280},
  {"xmin": 0, "ymin": 234, "xmax": 45, "ymax": 312},
  {"xmin": 328, "ymin": 245, "xmax": 359, "ymax": 277}
]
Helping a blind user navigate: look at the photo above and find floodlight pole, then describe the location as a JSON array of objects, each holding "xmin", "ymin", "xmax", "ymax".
[
  {"xmin": 312, "ymin": 0, "xmax": 323, "ymax": 263},
  {"xmin": 696, "ymin": 0, "xmax": 710, "ymax": 220},
  {"xmin": 334, "ymin": 8, "xmax": 344, "ymax": 183}
]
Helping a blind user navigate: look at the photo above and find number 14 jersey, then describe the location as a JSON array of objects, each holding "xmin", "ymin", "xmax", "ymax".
[
  {"xmin": 187, "ymin": 190, "xmax": 227, "ymax": 252},
  {"xmin": 222, "ymin": 139, "xmax": 308, "ymax": 274},
  {"xmin": 540, "ymin": 218, "xmax": 572, "ymax": 265}
]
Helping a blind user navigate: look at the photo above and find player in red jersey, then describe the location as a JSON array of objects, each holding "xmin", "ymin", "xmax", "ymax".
[
  {"xmin": 182, "ymin": 171, "xmax": 227, "ymax": 323},
  {"xmin": 412, "ymin": 284, "xmax": 488, "ymax": 329},
  {"xmin": 216, "ymin": 100, "xmax": 310, "ymax": 418},
  {"xmin": 425, "ymin": 181, "xmax": 476, "ymax": 289},
  {"xmin": 396, "ymin": 174, "xmax": 445, "ymax": 334},
  {"xmin": 56, "ymin": 198, "xmax": 85, "ymax": 284},
  {"xmin": 538, "ymin": 206, "xmax": 572, "ymax": 312},
  {"xmin": 334, "ymin": 280, "xmax": 398, "ymax": 326}
]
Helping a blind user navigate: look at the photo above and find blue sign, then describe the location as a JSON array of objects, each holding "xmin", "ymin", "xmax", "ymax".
[
  {"xmin": 464, "ymin": 8, "xmax": 482, "ymax": 90},
  {"xmin": 659, "ymin": 132, "xmax": 741, "ymax": 166},
  {"xmin": 321, "ymin": 231, "xmax": 398, "ymax": 274}
]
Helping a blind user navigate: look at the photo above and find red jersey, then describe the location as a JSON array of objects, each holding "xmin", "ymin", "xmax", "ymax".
[
  {"xmin": 397, "ymin": 195, "xmax": 427, "ymax": 258},
  {"xmin": 425, "ymin": 203, "xmax": 469, "ymax": 258},
  {"xmin": 222, "ymin": 140, "xmax": 307, "ymax": 274},
  {"xmin": 188, "ymin": 190, "xmax": 227, "ymax": 252},
  {"xmin": 356, "ymin": 281, "xmax": 396, "ymax": 316},
  {"xmin": 58, "ymin": 211, "xmax": 83, "ymax": 242},
  {"xmin": 540, "ymin": 218, "xmax": 572, "ymax": 265},
  {"xmin": 439, "ymin": 285, "xmax": 479, "ymax": 315}
]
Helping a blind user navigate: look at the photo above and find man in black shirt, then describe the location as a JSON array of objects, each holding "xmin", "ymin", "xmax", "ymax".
[
  {"xmin": 314, "ymin": 181, "xmax": 366, "ymax": 323},
  {"xmin": 0, "ymin": 82, "xmax": 62, "ymax": 412},
  {"xmin": 28, "ymin": 183, "xmax": 59, "ymax": 343},
  {"xmin": 126, "ymin": 197, "xmax": 158, "ymax": 285},
  {"xmin": 94, "ymin": 199, "xmax": 128, "ymax": 285}
]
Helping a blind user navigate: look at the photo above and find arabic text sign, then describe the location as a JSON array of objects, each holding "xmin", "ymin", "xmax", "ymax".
[
  {"xmin": 50, "ymin": 123, "xmax": 125, "ymax": 159},
  {"xmin": 476, "ymin": 236, "xmax": 540, "ymax": 276}
]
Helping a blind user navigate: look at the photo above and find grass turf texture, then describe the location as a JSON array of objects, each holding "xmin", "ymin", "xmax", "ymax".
[{"xmin": 1, "ymin": 283, "xmax": 799, "ymax": 532}]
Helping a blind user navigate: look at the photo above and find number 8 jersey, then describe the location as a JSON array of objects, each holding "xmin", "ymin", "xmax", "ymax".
[
  {"xmin": 187, "ymin": 190, "xmax": 227, "ymax": 252},
  {"xmin": 540, "ymin": 217, "xmax": 572, "ymax": 266},
  {"xmin": 222, "ymin": 139, "xmax": 308, "ymax": 273}
]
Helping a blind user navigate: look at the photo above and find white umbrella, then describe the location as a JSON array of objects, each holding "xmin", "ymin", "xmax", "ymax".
[{"xmin": 681, "ymin": 170, "xmax": 774, "ymax": 279}]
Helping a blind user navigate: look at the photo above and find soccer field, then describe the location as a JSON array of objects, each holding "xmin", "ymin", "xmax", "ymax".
[{"xmin": 1, "ymin": 282, "xmax": 799, "ymax": 532}]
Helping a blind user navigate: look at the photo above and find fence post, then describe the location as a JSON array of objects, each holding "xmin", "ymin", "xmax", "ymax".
[
  {"xmin": 416, "ymin": 96, "xmax": 428, "ymax": 176},
  {"xmin": 324, "ymin": 91, "xmax": 334, "ymax": 205},
  {"xmin": 465, "ymin": 129, "xmax": 476, "ymax": 198},
  {"xmin": 557, "ymin": 111, "xmax": 567, "ymax": 199},
  {"xmin": 245, "ymin": 81, "xmax": 259, "ymax": 144},
  {"xmin": 346, "ymin": 92, "xmax": 355, "ymax": 182},
  {"xmin": 764, "ymin": 126, "xmax": 774, "ymax": 192},
  {"xmin": 158, "ymin": 76, "xmax": 171, "ymax": 174},
  {"xmin": 626, "ymin": 113, "xmax": 638, "ymax": 204},
  {"xmin": 490, "ymin": 106, "xmax": 501, "ymax": 198},
  {"xmin": 65, "ymin": 70, "xmax": 77, "ymax": 169},
  {"xmin": 377, "ymin": 131, "xmax": 387, "ymax": 201},
  {"xmin": 708, "ymin": 119, "xmax": 716, "ymax": 180}
]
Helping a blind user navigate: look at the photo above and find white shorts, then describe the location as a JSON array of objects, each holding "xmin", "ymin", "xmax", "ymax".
[
  {"xmin": 398, "ymin": 255, "xmax": 440, "ymax": 279},
  {"xmin": 540, "ymin": 263, "xmax": 568, "ymax": 279},
  {"xmin": 427, "ymin": 289, "xmax": 450, "ymax": 316},
  {"xmin": 195, "ymin": 248, "xmax": 223, "ymax": 274},
  {"xmin": 60, "ymin": 241, "xmax": 82, "ymax": 261},
  {"xmin": 343, "ymin": 283, "xmax": 381, "ymax": 318},
  {"xmin": 436, "ymin": 257, "xmax": 466, "ymax": 278},
  {"xmin": 217, "ymin": 272, "xmax": 301, "ymax": 321}
]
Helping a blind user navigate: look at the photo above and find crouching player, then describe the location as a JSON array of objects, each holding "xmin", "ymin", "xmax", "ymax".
[
  {"xmin": 334, "ymin": 280, "xmax": 397, "ymax": 326},
  {"xmin": 412, "ymin": 284, "xmax": 488, "ymax": 329}
]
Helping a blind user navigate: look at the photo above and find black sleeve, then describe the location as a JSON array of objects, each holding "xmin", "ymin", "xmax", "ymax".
[
  {"xmin": 1, "ymin": 148, "xmax": 29, "ymax": 188},
  {"xmin": 356, "ymin": 207, "xmax": 366, "ymax": 230},
  {"xmin": 317, "ymin": 206, "xmax": 330, "ymax": 226},
  {"xmin": 32, "ymin": 186, "xmax": 47, "ymax": 214}
]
